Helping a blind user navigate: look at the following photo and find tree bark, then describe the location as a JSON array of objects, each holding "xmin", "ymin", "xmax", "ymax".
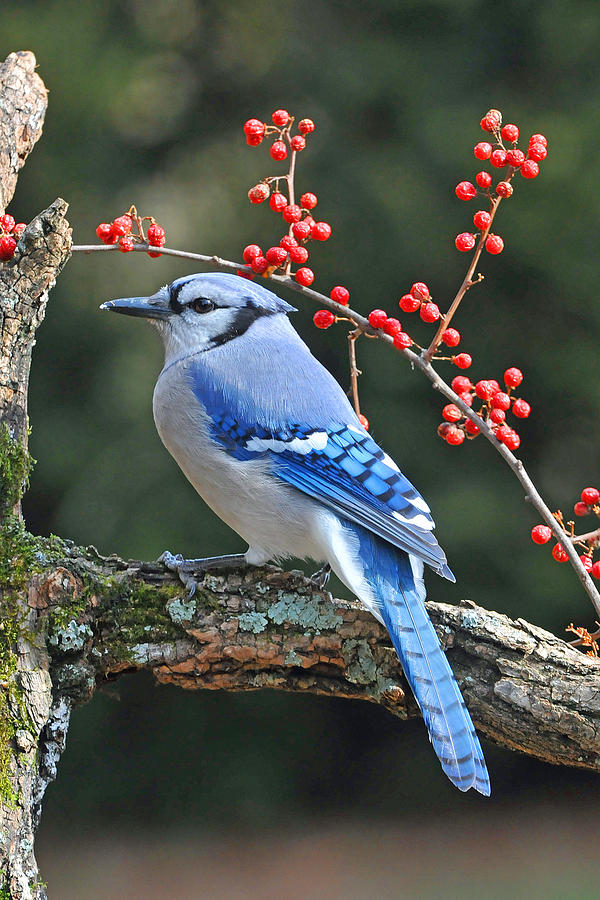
[{"xmin": 1, "ymin": 46, "xmax": 600, "ymax": 900}]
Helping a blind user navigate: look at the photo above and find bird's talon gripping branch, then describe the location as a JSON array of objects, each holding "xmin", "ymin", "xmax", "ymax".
[{"xmin": 310, "ymin": 562, "xmax": 332, "ymax": 590}]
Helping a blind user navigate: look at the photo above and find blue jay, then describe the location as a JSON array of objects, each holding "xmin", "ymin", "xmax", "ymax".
[{"xmin": 101, "ymin": 272, "xmax": 490, "ymax": 796}]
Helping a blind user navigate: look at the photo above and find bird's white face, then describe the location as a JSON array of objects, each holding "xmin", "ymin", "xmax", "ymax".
[{"xmin": 101, "ymin": 272, "xmax": 295, "ymax": 364}]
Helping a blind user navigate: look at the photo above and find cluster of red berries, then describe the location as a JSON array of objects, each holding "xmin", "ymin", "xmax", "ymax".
[
  {"xmin": 454, "ymin": 109, "xmax": 548, "ymax": 256},
  {"xmin": 438, "ymin": 366, "xmax": 528, "ymax": 448},
  {"xmin": 95, "ymin": 207, "xmax": 166, "ymax": 257},
  {"xmin": 531, "ymin": 487, "xmax": 600, "ymax": 577},
  {"xmin": 0, "ymin": 214, "xmax": 27, "ymax": 262},
  {"xmin": 240, "ymin": 111, "xmax": 330, "ymax": 287}
]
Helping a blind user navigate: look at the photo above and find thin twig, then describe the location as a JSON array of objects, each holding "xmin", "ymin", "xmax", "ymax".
[
  {"xmin": 347, "ymin": 329, "xmax": 362, "ymax": 418},
  {"xmin": 70, "ymin": 241, "xmax": 600, "ymax": 619}
]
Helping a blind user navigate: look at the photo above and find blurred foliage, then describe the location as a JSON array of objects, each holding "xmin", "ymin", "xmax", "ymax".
[{"xmin": 3, "ymin": 0, "xmax": 600, "ymax": 866}]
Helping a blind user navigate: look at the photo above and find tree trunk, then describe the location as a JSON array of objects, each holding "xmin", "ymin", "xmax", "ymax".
[{"xmin": 1, "ymin": 48, "xmax": 600, "ymax": 900}]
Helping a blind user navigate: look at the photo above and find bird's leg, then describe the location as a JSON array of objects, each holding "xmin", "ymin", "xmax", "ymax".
[
  {"xmin": 158, "ymin": 551, "xmax": 248, "ymax": 597},
  {"xmin": 310, "ymin": 562, "xmax": 332, "ymax": 590}
]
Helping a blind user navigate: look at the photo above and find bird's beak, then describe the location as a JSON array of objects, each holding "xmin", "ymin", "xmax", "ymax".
[{"xmin": 100, "ymin": 289, "xmax": 173, "ymax": 320}]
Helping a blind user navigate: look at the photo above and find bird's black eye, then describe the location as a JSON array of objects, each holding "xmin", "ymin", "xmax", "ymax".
[{"xmin": 189, "ymin": 297, "xmax": 215, "ymax": 314}]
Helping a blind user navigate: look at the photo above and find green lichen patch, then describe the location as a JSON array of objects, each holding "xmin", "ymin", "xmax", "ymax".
[
  {"xmin": 0, "ymin": 424, "xmax": 34, "ymax": 514},
  {"xmin": 267, "ymin": 591, "xmax": 343, "ymax": 633},
  {"xmin": 0, "ymin": 594, "xmax": 28, "ymax": 809},
  {"xmin": 167, "ymin": 596, "xmax": 197, "ymax": 626},
  {"xmin": 341, "ymin": 638, "xmax": 378, "ymax": 685},
  {"xmin": 238, "ymin": 611, "xmax": 268, "ymax": 634}
]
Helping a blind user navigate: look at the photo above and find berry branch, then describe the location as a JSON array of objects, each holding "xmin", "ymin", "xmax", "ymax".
[{"xmin": 41, "ymin": 105, "xmax": 600, "ymax": 625}]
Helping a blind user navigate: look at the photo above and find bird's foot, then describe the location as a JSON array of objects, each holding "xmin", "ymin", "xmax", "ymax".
[
  {"xmin": 158, "ymin": 551, "xmax": 248, "ymax": 597},
  {"xmin": 310, "ymin": 562, "xmax": 331, "ymax": 590}
]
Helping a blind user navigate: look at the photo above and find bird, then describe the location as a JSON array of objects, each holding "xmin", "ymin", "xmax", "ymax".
[{"xmin": 101, "ymin": 271, "xmax": 490, "ymax": 796}]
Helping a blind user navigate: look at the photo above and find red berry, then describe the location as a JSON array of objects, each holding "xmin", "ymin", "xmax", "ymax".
[
  {"xmin": 504, "ymin": 367, "xmax": 523, "ymax": 388},
  {"xmin": 529, "ymin": 133, "xmax": 547, "ymax": 148},
  {"xmin": 368, "ymin": 309, "xmax": 388, "ymax": 329},
  {"xmin": 441, "ymin": 328, "xmax": 461, "ymax": 347},
  {"xmin": 358, "ymin": 413, "xmax": 369, "ymax": 430},
  {"xmin": 420, "ymin": 302, "xmax": 440, "ymax": 323},
  {"xmin": 246, "ymin": 134, "xmax": 263, "ymax": 147},
  {"xmin": 279, "ymin": 235, "xmax": 297, "ymax": 250},
  {"xmin": 488, "ymin": 380, "xmax": 501, "ymax": 394},
  {"xmin": 298, "ymin": 118, "xmax": 315, "ymax": 134},
  {"xmin": 399, "ymin": 293, "xmax": 421, "ymax": 313},
  {"xmin": 451, "ymin": 375, "xmax": 471, "ymax": 394},
  {"xmin": 112, "ymin": 215, "xmax": 133, "ymax": 236},
  {"xmin": 290, "ymin": 135, "xmax": 306, "ymax": 152},
  {"xmin": 393, "ymin": 332, "xmax": 412, "ymax": 350},
  {"xmin": 491, "ymin": 391, "xmax": 511, "ymax": 411},
  {"xmin": 303, "ymin": 215, "xmax": 316, "ymax": 230},
  {"xmin": 270, "ymin": 141, "xmax": 288, "ymax": 161},
  {"xmin": 453, "ymin": 353, "xmax": 472, "ymax": 369},
  {"xmin": 119, "ymin": 236, "xmax": 134, "ymax": 252},
  {"xmin": 486, "ymin": 234, "xmax": 504, "ymax": 254},
  {"xmin": 292, "ymin": 220, "xmax": 312, "ymax": 240},
  {"xmin": 313, "ymin": 310, "xmax": 335, "ymax": 329},
  {"xmin": 289, "ymin": 245, "xmax": 308, "ymax": 264},
  {"xmin": 501, "ymin": 124, "xmax": 519, "ymax": 142},
  {"xmin": 300, "ymin": 192, "xmax": 318, "ymax": 210},
  {"xmin": 147, "ymin": 224, "xmax": 166, "ymax": 247},
  {"xmin": 272, "ymin": 109, "xmax": 290, "ymax": 127},
  {"xmin": 411, "ymin": 282, "xmax": 431, "ymax": 300},
  {"xmin": 13, "ymin": 223, "xmax": 26, "ymax": 238},
  {"xmin": 574, "ymin": 502, "xmax": 590, "ymax": 517},
  {"xmin": 0, "ymin": 235, "xmax": 17, "ymax": 260},
  {"xmin": 591, "ymin": 562, "xmax": 600, "ymax": 580},
  {"xmin": 490, "ymin": 149, "xmax": 507, "ymax": 168},
  {"xmin": 236, "ymin": 269, "xmax": 254, "ymax": 280},
  {"xmin": 506, "ymin": 149, "xmax": 525, "ymax": 168},
  {"xmin": 442, "ymin": 404, "xmax": 462, "ymax": 423},
  {"xmin": 474, "ymin": 142, "xmax": 492, "ymax": 160},
  {"xmin": 455, "ymin": 232, "xmax": 476, "ymax": 252},
  {"xmin": 581, "ymin": 487, "xmax": 600, "ymax": 506},
  {"xmin": 552, "ymin": 543, "xmax": 569, "ymax": 563},
  {"xmin": 251, "ymin": 255, "xmax": 269, "ymax": 274},
  {"xmin": 266, "ymin": 246, "xmax": 288, "ymax": 266},
  {"xmin": 581, "ymin": 555, "xmax": 594, "ymax": 572},
  {"xmin": 459, "ymin": 391, "xmax": 474, "ymax": 407},
  {"xmin": 248, "ymin": 183, "xmax": 270, "ymax": 204},
  {"xmin": 243, "ymin": 244, "xmax": 262, "ymax": 263},
  {"xmin": 473, "ymin": 210, "xmax": 491, "ymax": 230},
  {"xmin": 503, "ymin": 429, "xmax": 521, "ymax": 451},
  {"xmin": 512, "ymin": 398, "xmax": 530, "ymax": 418},
  {"xmin": 480, "ymin": 109, "xmax": 502, "ymax": 132},
  {"xmin": 528, "ymin": 142, "xmax": 547, "ymax": 162},
  {"xmin": 521, "ymin": 159, "xmax": 540, "ymax": 179},
  {"xmin": 496, "ymin": 181, "xmax": 513, "ymax": 198},
  {"xmin": 96, "ymin": 223, "xmax": 113, "ymax": 243},
  {"xmin": 296, "ymin": 267, "xmax": 314, "ymax": 286},
  {"xmin": 490, "ymin": 408, "xmax": 506, "ymax": 424},
  {"xmin": 383, "ymin": 317, "xmax": 403, "ymax": 337},
  {"xmin": 475, "ymin": 379, "xmax": 495, "ymax": 400},
  {"xmin": 243, "ymin": 118, "xmax": 265, "ymax": 137},
  {"xmin": 465, "ymin": 419, "xmax": 481, "ymax": 436},
  {"xmin": 531, "ymin": 525, "xmax": 552, "ymax": 545},
  {"xmin": 270, "ymin": 192, "xmax": 288, "ymax": 212},
  {"xmin": 282, "ymin": 204, "xmax": 302, "ymax": 223},
  {"xmin": 330, "ymin": 286, "xmax": 349, "ymax": 306},
  {"xmin": 476, "ymin": 171, "xmax": 492, "ymax": 189},
  {"xmin": 445, "ymin": 426, "xmax": 465, "ymax": 446},
  {"xmin": 455, "ymin": 181, "xmax": 477, "ymax": 201},
  {"xmin": 0, "ymin": 214, "xmax": 15, "ymax": 232},
  {"xmin": 312, "ymin": 222, "xmax": 332, "ymax": 241}
]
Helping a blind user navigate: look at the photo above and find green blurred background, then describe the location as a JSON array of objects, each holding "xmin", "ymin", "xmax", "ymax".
[{"xmin": 4, "ymin": 1, "xmax": 600, "ymax": 896}]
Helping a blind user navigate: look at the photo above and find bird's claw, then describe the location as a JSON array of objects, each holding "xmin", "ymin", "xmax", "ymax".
[
  {"xmin": 310, "ymin": 563, "xmax": 331, "ymax": 590},
  {"xmin": 158, "ymin": 550, "xmax": 199, "ymax": 598}
]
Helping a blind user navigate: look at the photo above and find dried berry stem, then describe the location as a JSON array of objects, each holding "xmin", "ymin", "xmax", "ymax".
[
  {"xmin": 347, "ymin": 329, "xmax": 362, "ymax": 418},
  {"xmin": 71, "ymin": 241, "xmax": 600, "ymax": 619},
  {"xmin": 573, "ymin": 527, "xmax": 600, "ymax": 547},
  {"xmin": 424, "ymin": 196, "xmax": 500, "ymax": 361}
]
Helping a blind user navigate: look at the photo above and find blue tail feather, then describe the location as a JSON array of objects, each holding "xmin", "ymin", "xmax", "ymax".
[{"xmin": 355, "ymin": 528, "xmax": 490, "ymax": 796}]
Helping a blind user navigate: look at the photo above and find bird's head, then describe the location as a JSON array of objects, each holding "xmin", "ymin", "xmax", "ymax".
[{"xmin": 101, "ymin": 272, "xmax": 296, "ymax": 357}]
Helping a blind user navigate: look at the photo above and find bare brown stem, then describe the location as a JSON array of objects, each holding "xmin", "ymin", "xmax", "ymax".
[
  {"xmin": 347, "ymin": 329, "xmax": 362, "ymax": 417},
  {"xmin": 424, "ymin": 196, "xmax": 501, "ymax": 361},
  {"xmin": 70, "ymin": 241, "xmax": 600, "ymax": 620}
]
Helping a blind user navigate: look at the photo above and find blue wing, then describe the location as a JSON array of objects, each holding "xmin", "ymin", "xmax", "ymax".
[{"xmin": 190, "ymin": 362, "xmax": 453, "ymax": 578}]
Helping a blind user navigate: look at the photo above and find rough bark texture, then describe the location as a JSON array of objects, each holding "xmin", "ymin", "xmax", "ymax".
[{"xmin": 1, "ymin": 44, "xmax": 600, "ymax": 900}]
